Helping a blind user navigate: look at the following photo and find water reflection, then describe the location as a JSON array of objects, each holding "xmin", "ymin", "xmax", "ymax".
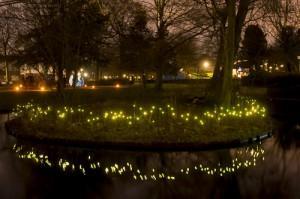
[
  {"xmin": 11, "ymin": 142, "xmax": 265, "ymax": 180},
  {"xmin": 2, "ymin": 113, "xmax": 300, "ymax": 198},
  {"xmin": 274, "ymin": 121, "xmax": 300, "ymax": 150}
]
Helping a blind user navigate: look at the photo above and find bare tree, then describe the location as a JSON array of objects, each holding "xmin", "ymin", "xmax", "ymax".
[
  {"xmin": 0, "ymin": 5, "xmax": 20, "ymax": 83},
  {"xmin": 264, "ymin": 0, "xmax": 300, "ymax": 36},
  {"xmin": 135, "ymin": 0, "xmax": 209, "ymax": 90},
  {"xmin": 16, "ymin": 0, "xmax": 109, "ymax": 94},
  {"xmin": 197, "ymin": 0, "xmax": 263, "ymax": 105},
  {"xmin": 263, "ymin": 0, "xmax": 300, "ymax": 72}
]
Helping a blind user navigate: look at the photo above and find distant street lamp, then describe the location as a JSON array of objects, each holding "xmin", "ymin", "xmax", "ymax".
[{"xmin": 203, "ymin": 61, "xmax": 210, "ymax": 69}]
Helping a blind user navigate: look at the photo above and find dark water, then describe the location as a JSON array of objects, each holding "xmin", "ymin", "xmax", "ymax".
[{"xmin": 1, "ymin": 114, "xmax": 300, "ymax": 199}]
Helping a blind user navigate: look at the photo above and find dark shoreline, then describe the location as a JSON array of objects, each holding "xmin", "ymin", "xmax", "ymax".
[{"xmin": 5, "ymin": 119, "xmax": 272, "ymax": 152}]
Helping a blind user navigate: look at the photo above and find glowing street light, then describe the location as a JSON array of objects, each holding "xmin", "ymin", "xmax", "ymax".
[
  {"xmin": 15, "ymin": 86, "xmax": 20, "ymax": 91},
  {"xmin": 203, "ymin": 61, "xmax": 210, "ymax": 69}
]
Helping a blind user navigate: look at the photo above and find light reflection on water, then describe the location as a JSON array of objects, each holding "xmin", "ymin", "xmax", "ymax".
[
  {"xmin": 1, "ymin": 114, "xmax": 300, "ymax": 198},
  {"xmin": 11, "ymin": 142, "xmax": 265, "ymax": 180}
]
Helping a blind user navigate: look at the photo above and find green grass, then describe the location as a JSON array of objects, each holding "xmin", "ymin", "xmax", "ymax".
[
  {"xmin": 9, "ymin": 99, "xmax": 271, "ymax": 145},
  {"xmin": 0, "ymin": 83, "xmax": 207, "ymax": 110}
]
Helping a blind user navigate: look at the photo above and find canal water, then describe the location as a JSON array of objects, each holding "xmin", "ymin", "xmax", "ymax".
[{"xmin": 0, "ymin": 114, "xmax": 300, "ymax": 199}]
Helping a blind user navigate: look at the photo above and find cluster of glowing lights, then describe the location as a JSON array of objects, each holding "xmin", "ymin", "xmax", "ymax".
[
  {"xmin": 14, "ymin": 99, "xmax": 267, "ymax": 132},
  {"xmin": 12, "ymin": 144, "xmax": 264, "ymax": 180},
  {"xmin": 14, "ymin": 84, "xmax": 46, "ymax": 92},
  {"xmin": 179, "ymin": 145, "xmax": 264, "ymax": 176}
]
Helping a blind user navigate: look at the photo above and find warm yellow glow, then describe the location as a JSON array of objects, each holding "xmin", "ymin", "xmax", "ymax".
[
  {"xmin": 92, "ymin": 85, "xmax": 95, "ymax": 89},
  {"xmin": 19, "ymin": 84, "xmax": 23, "ymax": 88},
  {"xmin": 203, "ymin": 61, "xmax": 210, "ymax": 68},
  {"xmin": 115, "ymin": 84, "xmax": 120, "ymax": 88},
  {"xmin": 15, "ymin": 86, "xmax": 20, "ymax": 91},
  {"xmin": 40, "ymin": 86, "xmax": 45, "ymax": 91}
]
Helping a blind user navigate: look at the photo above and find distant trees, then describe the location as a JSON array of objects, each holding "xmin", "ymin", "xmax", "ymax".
[
  {"xmin": 0, "ymin": 0, "xmax": 298, "ymax": 105},
  {"xmin": 272, "ymin": 26, "xmax": 300, "ymax": 72},
  {"xmin": 139, "ymin": 0, "xmax": 208, "ymax": 90},
  {"xmin": 16, "ymin": 0, "xmax": 109, "ymax": 92},
  {"xmin": 264, "ymin": 0, "xmax": 300, "ymax": 35},
  {"xmin": 241, "ymin": 25, "xmax": 268, "ymax": 72},
  {"xmin": 108, "ymin": 0, "xmax": 207, "ymax": 90},
  {"xmin": 175, "ymin": 38, "xmax": 200, "ymax": 71},
  {"xmin": 118, "ymin": 4, "xmax": 152, "ymax": 87},
  {"xmin": 263, "ymin": 0, "xmax": 300, "ymax": 72},
  {"xmin": 0, "ymin": 5, "xmax": 19, "ymax": 83}
]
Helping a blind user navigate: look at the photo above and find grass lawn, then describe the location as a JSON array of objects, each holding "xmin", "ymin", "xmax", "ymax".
[
  {"xmin": 6, "ymin": 98, "xmax": 271, "ymax": 148},
  {"xmin": 0, "ymin": 83, "xmax": 207, "ymax": 111}
]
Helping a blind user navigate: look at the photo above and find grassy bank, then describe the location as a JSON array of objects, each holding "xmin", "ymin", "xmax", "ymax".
[{"xmin": 6, "ymin": 99, "xmax": 271, "ymax": 148}]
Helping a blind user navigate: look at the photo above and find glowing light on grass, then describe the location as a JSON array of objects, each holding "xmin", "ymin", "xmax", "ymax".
[{"xmin": 13, "ymin": 98, "xmax": 268, "ymax": 135}]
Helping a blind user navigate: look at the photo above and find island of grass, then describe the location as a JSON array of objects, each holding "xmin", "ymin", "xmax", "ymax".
[{"xmin": 5, "ymin": 98, "xmax": 271, "ymax": 150}]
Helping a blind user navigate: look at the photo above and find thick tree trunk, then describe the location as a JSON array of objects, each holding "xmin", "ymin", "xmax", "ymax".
[
  {"xmin": 210, "ymin": 0, "xmax": 251, "ymax": 106},
  {"xmin": 218, "ymin": 0, "xmax": 236, "ymax": 106},
  {"xmin": 234, "ymin": 0, "xmax": 250, "ymax": 55},
  {"xmin": 209, "ymin": 31, "xmax": 225, "ymax": 101}
]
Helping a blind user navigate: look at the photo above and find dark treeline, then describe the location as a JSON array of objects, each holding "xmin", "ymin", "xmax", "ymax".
[{"xmin": 0, "ymin": 0, "xmax": 299, "ymax": 105}]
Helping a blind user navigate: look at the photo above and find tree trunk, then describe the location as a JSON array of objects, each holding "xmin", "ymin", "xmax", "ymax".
[
  {"xmin": 58, "ymin": 0, "xmax": 66, "ymax": 94},
  {"xmin": 4, "ymin": 60, "xmax": 9, "ymax": 84},
  {"xmin": 218, "ymin": 0, "xmax": 236, "ymax": 106},
  {"xmin": 4, "ymin": 45, "xmax": 9, "ymax": 84},
  {"xmin": 142, "ymin": 71, "xmax": 147, "ymax": 88},
  {"xmin": 209, "ymin": 30, "xmax": 225, "ymax": 101},
  {"xmin": 286, "ymin": 62, "xmax": 292, "ymax": 72},
  {"xmin": 56, "ymin": 65, "xmax": 65, "ymax": 94},
  {"xmin": 96, "ymin": 64, "xmax": 100, "ymax": 81},
  {"xmin": 73, "ymin": 68, "xmax": 78, "ymax": 88},
  {"xmin": 155, "ymin": 67, "xmax": 163, "ymax": 91}
]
